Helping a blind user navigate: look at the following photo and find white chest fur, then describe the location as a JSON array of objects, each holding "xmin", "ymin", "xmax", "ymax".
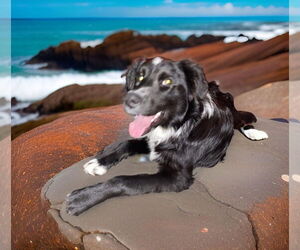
[{"xmin": 147, "ymin": 126, "xmax": 181, "ymax": 161}]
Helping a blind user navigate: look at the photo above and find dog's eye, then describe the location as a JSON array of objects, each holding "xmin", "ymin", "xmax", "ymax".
[
  {"xmin": 162, "ymin": 79, "xmax": 173, "ymax": 85},
  {"xmin": 138, "ymin": 73, "xmax": 144, "ymax": 82}
]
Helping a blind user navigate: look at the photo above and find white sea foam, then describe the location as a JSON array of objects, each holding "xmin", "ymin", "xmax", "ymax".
[
  {"xmin": 290, "ymin": 22, "xmax": 300, "ymax": 35},
  {"xmin": 0, "ymin": 77, "xmax": 11, "ymax": 100},
  {"xmin": 11, "ymin": 111, "xmax": 39, "ymax": 126},
  {"xmin": 3, "ymin": 71, "xmax": 124, "ymax": 101},
  {"xmin": 80, "ymin": 39, "xmax": 103, "ymax": 48},
  {"xmin": 139, "ymin": 22, "xmax": 292, "ymax": 42},
  {"xmin": 0, "ymin": 112, "xmax": 10, "ymax": 127}
]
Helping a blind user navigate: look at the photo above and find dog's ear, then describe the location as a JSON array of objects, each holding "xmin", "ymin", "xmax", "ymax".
[
  {"xmin": 178, "ymin": 59, "xmax": 208, "ymax": 100},
  {"xmin": 122, "ymin": 57, "xmax": 146, "ymax": 91}
]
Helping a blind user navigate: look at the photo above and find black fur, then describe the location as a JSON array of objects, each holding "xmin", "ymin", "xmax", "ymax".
[{"xmin": 66, "ymin": 57, "xmax": 257, "ymax": 216}]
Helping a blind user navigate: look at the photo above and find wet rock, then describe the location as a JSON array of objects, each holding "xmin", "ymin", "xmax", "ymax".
[
  {"xmin": 184, "ymin": 34, "xmax": 225, "ymax": 47},
  {"xmin": 11, "ymin": 97, "xmax": 18, "ymax": 106}
]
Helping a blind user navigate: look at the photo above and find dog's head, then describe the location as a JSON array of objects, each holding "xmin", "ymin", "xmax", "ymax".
[{"xmin": 123, "ymin": 57, "xmax": 208, "ymax": 138}]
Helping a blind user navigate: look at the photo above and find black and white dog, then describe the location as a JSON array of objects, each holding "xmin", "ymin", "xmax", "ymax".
[{"xmin": 66, "ymin": 57, "xmax": 268, "ymax": 216}]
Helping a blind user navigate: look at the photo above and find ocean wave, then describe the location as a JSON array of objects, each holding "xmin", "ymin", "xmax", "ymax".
[
  {"xmin": 11, "ymin": 111, "xmax": 39, "ymax": 126},
  {"xmin": 0, "ymin": 57, "xmax": 11, "ymax": 66},
  {"xmin": 0, "ymin": 112, "xmax": 10, "ymax": 127},
  {"xmin": 140, "ymin": 27, "xmax": 289, "ymax": 41},
  {"xmin": 4, "ymin": 71, "xmax": 125, "ymax": 101},
  {"xmin": 80, "ymin": 39, "xmax": 103, "ymax": 48},
  {"xmin": 0, "ymin": 78, "xmax": 11, "ymax": 100},
  {"xmin": 290, "ymin": 22, "xmax": 300, "ymax": 35}
]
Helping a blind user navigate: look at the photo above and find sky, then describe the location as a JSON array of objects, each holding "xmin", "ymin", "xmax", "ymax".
[{"xmin": 9, "ymin": 0, "xmax": 295, "ymax": 19}]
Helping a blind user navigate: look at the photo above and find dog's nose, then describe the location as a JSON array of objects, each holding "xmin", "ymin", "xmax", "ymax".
[{"xmin": 125, "ymin": 93, "xmax": 142, "ymax": 108}]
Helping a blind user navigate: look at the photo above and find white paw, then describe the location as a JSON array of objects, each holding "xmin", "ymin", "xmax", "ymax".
[
  {"xmin": 242, "ymin": 128, "xmax": 269, "ymax": 141},
  {"xmin": 83, "ymin": 159, "xmax": 107, "ymax": 176}
]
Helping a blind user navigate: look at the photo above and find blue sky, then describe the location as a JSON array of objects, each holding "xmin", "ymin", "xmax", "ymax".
[{"xmin": 11, "ymin": 0, "xmax": 292, "ymax": 18}]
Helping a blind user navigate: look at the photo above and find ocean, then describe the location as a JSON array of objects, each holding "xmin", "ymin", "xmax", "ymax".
[{"xmin": 0, "ymin": 16, "xmax": 297, "ymax": 125}]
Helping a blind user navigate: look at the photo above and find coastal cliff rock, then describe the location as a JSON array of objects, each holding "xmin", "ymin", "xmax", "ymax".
[
  {"xmin": 26, "ymin": 30, "xmax": 225, "ymax": 71},
  {"xmin": 12, "ymin": 104, "xmax": 291, "ymax": 249}
]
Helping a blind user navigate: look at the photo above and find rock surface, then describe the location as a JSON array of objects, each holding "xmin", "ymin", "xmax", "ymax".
[
  {"xmin": 38, "ymin": 116, "xmax": 289, "ymax": 250},
  {"xmin": 12, "ymin": 105, "xmax": 131, "ymax": 249},
  {"xmin": 24, "ymin": 83, "xmax": 124, "ymax": 114},
  {"xmin": 235, "ymin": 81, "xmax": 288, "ymax": 119},
  {"xmin": 0, "ymin": 136, "xmax": 11, "ymax": 250}
]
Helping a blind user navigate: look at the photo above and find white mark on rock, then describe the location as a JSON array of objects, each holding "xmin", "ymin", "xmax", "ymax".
[
  {"xmin": 281, "ymin": 174, "xmax": 289, "ymax": 182},
  {"xmin": 96, "ymin": 235, "xmax": 102, "ymax": 242}
]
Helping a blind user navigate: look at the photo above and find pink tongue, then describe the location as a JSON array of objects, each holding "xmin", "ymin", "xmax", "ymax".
[{"xmin": 129, "ymin": 115, "xmax": 156, "ymax": 138}]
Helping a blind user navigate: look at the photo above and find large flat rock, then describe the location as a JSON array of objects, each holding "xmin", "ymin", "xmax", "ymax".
[{"xmin": 43, "ymin": 119, "xmax": 289, "ymax": 250}]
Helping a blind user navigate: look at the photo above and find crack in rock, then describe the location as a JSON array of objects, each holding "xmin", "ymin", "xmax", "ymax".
[
  {"xmin": 44, "ymin": 180, "xmax": 130, "ymax": 250},
  {"xmin": 194, "ymin": 179, "xmax": 259, "ymax": 250},
  {"xmin": 54, "ymin": 207, "xmax": 130, "ymax": 250}
]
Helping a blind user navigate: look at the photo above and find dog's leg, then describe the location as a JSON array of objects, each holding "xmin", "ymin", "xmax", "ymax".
[
  {"xmin": 66, "ymin": 167, "xmax": 193, "ymax": 216},
  {"xmin": 84, "ymin": 138, "xmax": 149, "ymax": 176},
  {"xmin": 232, "ymin": 111, "xmax": 268, "ymax": 141},
  {"xmin": 240, "ymin": 125, "xmax": 268, "ymax": 141}
]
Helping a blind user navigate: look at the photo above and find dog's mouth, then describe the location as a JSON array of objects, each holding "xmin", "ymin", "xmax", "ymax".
[{"xmin": 129, "ymin": 111, "xmax": 162, "ymax": 138}]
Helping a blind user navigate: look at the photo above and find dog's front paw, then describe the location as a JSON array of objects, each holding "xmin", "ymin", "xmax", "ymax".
[
  {"xmin": 83, "ymin": 159, "xmax": 107, "ymax": 176},
  {"xmin": 243, "ymin": 128, "xmax": 269, "ymax": 141},
  {"xmin": 66, "ymin": 188, "xmax": 94, "ymax": 216}
]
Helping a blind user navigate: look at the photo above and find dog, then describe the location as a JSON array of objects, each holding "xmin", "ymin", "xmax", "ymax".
[{"xmin": 66, "ymin": 57, "xmax": 268, "ymax": 216}]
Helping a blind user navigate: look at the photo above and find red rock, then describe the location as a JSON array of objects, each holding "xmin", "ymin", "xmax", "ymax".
[
  {"xmin": 234, "ymin": 81, "xmax": 288, "ymax": 119},
  {"xmin": 207, "ymin": 52, "xmax": 288, "ymax": 96},
  {"xmin": 200, "ymin": 33, "xmax": 288, "ymax": 72},
  {"xmin": 24, "ymin": 84, "xmax": 124, "ymax": 114},
  {"xmin": 11, "ymin": 104, "xmax": 291, "ymax": 249},
  {"xmin": 159, "ymin": 41, "xmax": 244, "ymax": 62},
  {"xmin": 12, "ymin": 105, "xmax": 131, "ymax": 249}
]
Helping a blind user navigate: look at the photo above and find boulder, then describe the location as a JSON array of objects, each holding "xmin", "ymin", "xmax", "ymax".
[
  {"xmin": 43, "ymin": 118, "xmax": 289, "ymax": 250},
  {"xmin": 200, "ymin": 33, "xmax": 288, "ymax": 72},
  {"xmin": 24, "ymin": 83, "xmax": 124, "ymax": 114},
  {"xmin": 12, "ymin": 104, "xmax": 292, "ymax": 249},
  {"xmin": 11, "ymin": 105, "xmax": 131, "ymax": 249},
  {"xmin": 207, "ymin": 52, "xmax": 288, "ymax": 96},
  {"xmin": 234, "ymin": 81, "xmax": 288, "ymax": 119}
]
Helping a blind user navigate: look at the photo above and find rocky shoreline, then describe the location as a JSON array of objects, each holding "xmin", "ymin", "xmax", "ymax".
[
  {"xmin": 25, "ymin": 30, "xmax": 253, "ymax": 71},
  {"xmin": 12, "ymin": 31, "xmax": 295, "ymax": 138}
]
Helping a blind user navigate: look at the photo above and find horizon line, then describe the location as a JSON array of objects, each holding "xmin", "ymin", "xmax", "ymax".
[{"xmin": 10, "ymin": 15, "xmax": 290, "ymax": 20}]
